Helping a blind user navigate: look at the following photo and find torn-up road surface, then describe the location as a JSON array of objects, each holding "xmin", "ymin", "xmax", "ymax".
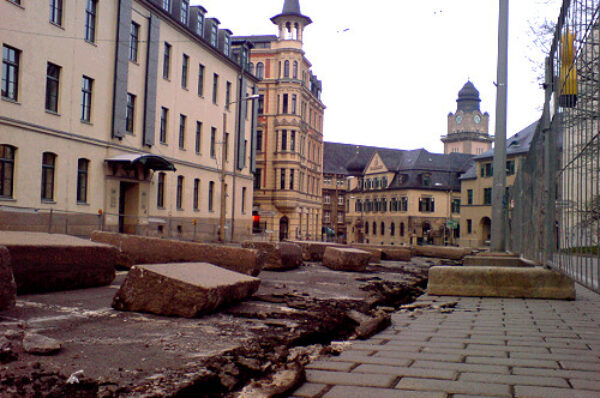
[{"xmin": 0, "ymin": 260, "xmax": 432, "ymax": 397}]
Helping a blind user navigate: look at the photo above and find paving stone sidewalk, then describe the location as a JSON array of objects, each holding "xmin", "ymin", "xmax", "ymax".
[{"xmin": 292, "ymin": 284, "xmax": 600, "ymax": 398}]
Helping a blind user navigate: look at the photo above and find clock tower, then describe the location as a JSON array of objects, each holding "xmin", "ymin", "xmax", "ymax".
[{"xmin": 442, "ymin": 81, "xmax": 493, "ymax": 155}]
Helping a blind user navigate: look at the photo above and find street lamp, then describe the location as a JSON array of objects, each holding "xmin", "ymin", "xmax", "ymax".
[{"xmin": 219, "ymin": 94, "xmax": 260, "ymax": 243}]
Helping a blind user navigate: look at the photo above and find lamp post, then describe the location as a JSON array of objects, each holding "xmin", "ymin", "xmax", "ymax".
[
  {"xmin": 491, "ymin": 0, "xmax": 509, "ymax": 251},
  {"xmin": 219, "ymin": 94, "xmax": 260, "ymax": 243}
]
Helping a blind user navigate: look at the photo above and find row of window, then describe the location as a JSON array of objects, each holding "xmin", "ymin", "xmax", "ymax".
[
  {"xmin": 359, "ymin": 176, "xmax": 390, "ymax": 190},
  {"xmin": 480, "ymin": 160, "xmax": 516, "ymax": 178},
  {"xmin": 323, "ymin": 211, "xmax": 344, "ymax": 224},
  {"xmin": 364, "ymin": 221, "xmax": 406, "ymax": 237},
  {"xmin": 0, "ymin": 145, "xmax": 89, "ymax": 203},
  {"xmin": 323, "ymin": 195, "xmax": 345, "ymax": 205},
  {"xmin": 255, "ymin": 129, "xmax": 321, "ymax": 164},
  {"xmin": 354, "ymin": 196, "xmax": 457, "ymax": 214},
  {"xmin": 2, "ymin": 44, "xmax": 93, "ymax": 123},
  {"xmin": 465, "ymin": 188, "xmax": 493, "ymax": 206},
  {"xmin": 155, "ymin": 173, "xmax": 247, "ymax": 214},
  {"xmin": 252, "ymin": 168, "xmax": 321, "ymax": 196}
]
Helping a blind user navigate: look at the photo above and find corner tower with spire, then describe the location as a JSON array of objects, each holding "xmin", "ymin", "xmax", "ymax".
[
  {"xmin": 233, "ymin": 0, "xmax": 326, "ymax": 241},
  {"xmin": 441, "ymin": 81, "xmax": 493, "ymax": 155}
]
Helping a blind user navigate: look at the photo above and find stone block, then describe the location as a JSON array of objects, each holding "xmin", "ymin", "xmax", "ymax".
[
  {"xmin": 427, "ymin": 266, "xmax": 576, "ymax": 300},
  {"xmin": 241, "ymin": 241, "xmax": 303, "ymax": 271},
  {"xmin": 414, "ymin": 245, "xmax": 472, "ymax": 260},
  {"xmin": 349, "ymin": 244, "xmax": 383, "ymax": 263},
  {"xmin": 289, "ymin": 241, "xmax": 345, "ymax": 261},
  {"xmin": 0, "ymin": 231, "xmax": 117, "ymax": 294},
  {"xmin": 91, "ymin": 231, "xmax": 261, "ymax": 276},
  {"xmin": 463, "ymin": 255, "xmax": 532, "ymax": 267},
  {"xmin": 381, "ymin": 247, "xmax": 413, "ymax": 261},
  {"xmin": 322, "ymin": 247, "xmax": 370, "ymax": 272},
  {"xmin": 112, "ymin": 262, "xmax": 260, "ymax": 317},
  {"xmin": 0, "ymin": 246, "xmax": 16, "ymax": 311}
]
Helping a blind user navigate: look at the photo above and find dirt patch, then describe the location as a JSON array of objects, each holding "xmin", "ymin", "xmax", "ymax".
[{"xmin": 0, "ymin": 260, "xmax": 429, "ymax": 397}]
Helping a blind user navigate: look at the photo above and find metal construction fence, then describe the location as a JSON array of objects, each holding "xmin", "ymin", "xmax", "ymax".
[{"xmin": 510, "ymin": 0, "xmax": 600, "ymax": 292}]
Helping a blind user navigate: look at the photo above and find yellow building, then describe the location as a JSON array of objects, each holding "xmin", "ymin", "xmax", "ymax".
[
  {"xmin": 324, "ymin": 143, "xmax": 471, "ymax": 246},
  {"xmin": 236, "ymin": 0, "xmax": 326, "ymax": 241},
  {"xmin": 0, "ymin": 0, "xmax": 258, "ymax": 241},
  {"xmin": 458, "ymin": 122, "xmax": 537, "ymax": 247}
]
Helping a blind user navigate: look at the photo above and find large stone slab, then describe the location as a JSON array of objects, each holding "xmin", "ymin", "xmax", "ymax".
[
  {"xmin": 0, "ymin": 231, "xmax": 117, "ymax": 294},
  {"xmin": 91, "ymin": 231, "xmax": 261, "ymax": 276},
  {"xmin": 413, "ymin": 245, "xmax": 472, "ymax": 260},
  {"xmin": 322, "ymin": 247, "xmax": 371, "ymax": 272},
  {"xmin": 349, "ymin": 244, "xmax": 383, "ymax": 263},
  {"xmin": 289, "ymin": 241, "xmax": 345, "ymax": 261},
  {"xmin": 463, "ymin": 255, "xmax": 532, "ymax": 267},
  {"xmin": 112, "ymin": 263, "xmax": 261, "ymax": 317},
  {"xmin": 427, "ymin": 266, "xmax": 576, "ymax": 300},
  {"xmin": 0, "ymin": 246, "xmax": 16, "ymax": 311},
  {"xmin": 241, "ymin": 241, "xmax": 303, "ymax": 271}
]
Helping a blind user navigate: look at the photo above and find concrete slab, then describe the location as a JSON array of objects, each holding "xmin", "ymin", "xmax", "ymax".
[
  {"xmin": 427, "ymin": 266, "xmax": 576, "ymax": 300},
  {"xmin": 323, "ymin": 247, "xmax": 371, "ymax": 272},
  {"xmin": 0, "ymin": 246, "xmax": 16, "ymax": 311},
  {"xmin": 0, "ymin": 231, "xmax": 117, "ymax": 294},
  {"xmin": 463, "ymin": 255, "xmax": 533, "ymax": 267},
  {"xmin": 349, "ymin": 245, "xmax": 383, "ymax": 263},
  {"xmin": 91, "ymin": 231, "xmax": 261, "ymax": 276},
  {"xmin": 352, "ymin": 244, "xmax": 413, "ymax": 262},
  {"xmin": 413, "ymin": 245, "xmax": 472, "ymax": 260},
  {"xmin": 241, "ymin": 241, "xmax": 303, "ymax": 271},
  {"xmin": 289, "ymin": 241, "xmax": 345, "ymax": 261},
  {"xmin": 112, "ymin": 262, "xmax": 261, "ymax": 317}
]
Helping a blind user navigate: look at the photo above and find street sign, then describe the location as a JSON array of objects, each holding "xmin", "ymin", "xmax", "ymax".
[{"xmin": 446, "ymin": 219, "xmax": 459, "ymax": 229}]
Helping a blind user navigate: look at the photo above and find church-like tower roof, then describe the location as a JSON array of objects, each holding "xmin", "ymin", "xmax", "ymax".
[
  {"xmin": 271, "ymin": 0, "xmax": 312, "ymax": 25},
  {"xmin": 456, "ymin": 81, "xmax": 481, "ymax": 112}
]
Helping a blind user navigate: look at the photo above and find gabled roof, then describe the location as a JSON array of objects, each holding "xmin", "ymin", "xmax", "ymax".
[{"xmin": 323, "ymin": 142, "xmax": 473, "ymax": 176}]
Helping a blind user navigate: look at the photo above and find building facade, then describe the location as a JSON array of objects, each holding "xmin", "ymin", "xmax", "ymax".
[
  {"xmin": 458, "ymin": 122, "xmax": 536, "ymax": 247},
  {"xmin": 323, "ymin": 143, "xmax": 471, "ymax": 247},
  {"xmin": 441, "ymin": 81, "xmax": 493, "ymax": 155},
  {"xmin": 0, "ymin": 0, "xmax": 258, "ymax": 241},
  {"xmin": 321, "ymin": 171, "xmax": 348, "ymax": 243},
  {"xmin": 236, "ymin": 0, "xmax": 326, "ymax": 241}
]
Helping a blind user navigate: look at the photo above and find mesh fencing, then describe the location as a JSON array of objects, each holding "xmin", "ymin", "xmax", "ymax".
[{"xmin": 510, "ymin": 0, "xmax": 600, "ymax": 292}]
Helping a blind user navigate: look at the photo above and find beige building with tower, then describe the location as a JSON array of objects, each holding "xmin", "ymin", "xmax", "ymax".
[
  {"xmin": 442, "ymin": 81, "xmax": 493, "ymax": 155},
  {"xmin": 236, "ymin": 0, "xmax": 325, "ymax": 241},
  {"xmin": 0, "ymin": 0, "xmax": 258, "ymax": 241}
]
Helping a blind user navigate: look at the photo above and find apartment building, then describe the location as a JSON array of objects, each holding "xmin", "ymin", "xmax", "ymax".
[
  {"xmin": 235, "ymin": 0, "xmax": 325, "ymax": 241},
  {"xmin": 459, "ymin": 122, "xmax": 537, "ymax": 247},
  {"xmin": 0, "ymin": 0, "xmax": 258, "ymax": 241}
]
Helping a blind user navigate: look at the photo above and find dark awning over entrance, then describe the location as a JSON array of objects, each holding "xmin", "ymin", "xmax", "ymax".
[{"xmin": 105, "ymin": 154, "xmax": 176, "ymax": 171}]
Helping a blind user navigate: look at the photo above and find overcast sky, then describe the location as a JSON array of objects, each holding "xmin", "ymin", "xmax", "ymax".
[{"xmin": 192, "ymin": 0, "xmax": 562, "ymax": 153}]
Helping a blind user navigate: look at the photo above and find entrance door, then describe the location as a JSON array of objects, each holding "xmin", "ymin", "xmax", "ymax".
[
  {"xmin": 480, "ymin": 217, "xmax": 492, "ymax": 245},
  {"xmin": 279, "ymin": 216, "xmax": 289, "ymax": 241},
  {"xmin": 118, "ymin": 182, "xmax": 137, "ymax": 234}
]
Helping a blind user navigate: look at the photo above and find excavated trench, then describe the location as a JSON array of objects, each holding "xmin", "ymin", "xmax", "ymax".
[{"xmin": 0, "ymin": 262, "xmax": 431, "ymax": 398}]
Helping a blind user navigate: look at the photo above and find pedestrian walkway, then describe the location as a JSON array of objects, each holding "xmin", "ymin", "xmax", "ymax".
[{"xmin": 292, "ymin": 284, "xmax": 600, "ymax": 398}]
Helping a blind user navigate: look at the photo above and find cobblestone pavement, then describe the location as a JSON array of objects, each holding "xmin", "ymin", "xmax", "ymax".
[{"xmin": 291, "ymin": 284, "xmax": 600, "ymax": 398}]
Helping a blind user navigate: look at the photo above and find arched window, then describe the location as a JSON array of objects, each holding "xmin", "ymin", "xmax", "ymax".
[
  {"xmin": 390, "ymin": 223, "xmax": 395, "ymax": 236},
  {"xmin": 284, "ymin": 60, "xmax": 290, "ymax": 78},
  {"xmin": 293, "ymin": 61, "xmax": 298, "ymax": 79},
  {"xmin": 0, "ymin": 145, "xmax": 15, "ymax": 198},
  {"xmin": 256, "ymin": 62, "xmax": 264, "ymax": 79},
  {"xmin": 41, "ymin": 152, "xmax": 56, "ymax": 201},
  {"xmin": 365, "ymin": 221, "xmax": 369, "ymax": 235},
  {"xmin": 373, "ymin": 222, "xmax": 377, "ymax": 235},
  {"xmin": 248, "ymin": 63, "xmax": 255, "ymax": 75},
  {"xmin": 400, "ymin": 222, "xmax": 405, "ymax": 237},
  {"xmin": 381, "ymin": 222, "xmax": 385, "ymax": 236}
]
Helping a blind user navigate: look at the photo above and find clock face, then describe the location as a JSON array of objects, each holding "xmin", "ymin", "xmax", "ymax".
[
  {"xmin": 456, "ymin": 116, "xmax": 463, "ymax": 124},
  {"xmin": 474, "ymin": 115, "xmax": 482, "ymax": 124}
]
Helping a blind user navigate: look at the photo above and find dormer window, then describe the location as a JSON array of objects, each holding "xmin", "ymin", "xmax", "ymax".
[
  {"xmin": 196, "ymin": 13, "xmax": 204, "ymax": 35},
  {"xmin": 210, "ymin": 24, "xmax": 218, "ymax": 47},
  {"xmin": 382, "ymin": 177, "xmax": 388, "ymax": 188},
  {"xmin": 180, "ymin": 0, "xmax": 189, "ymax": 24},
  {"xmin": 422, "ymin": 174, "xmax": 431, "ymax": 187},
  {"xmin": 374, "ymin": 178, "xmax": 380, "ymax": 189},
  {"xmin": 223, "ymin": 34, "xmax": 230, "ymax": 56}
]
